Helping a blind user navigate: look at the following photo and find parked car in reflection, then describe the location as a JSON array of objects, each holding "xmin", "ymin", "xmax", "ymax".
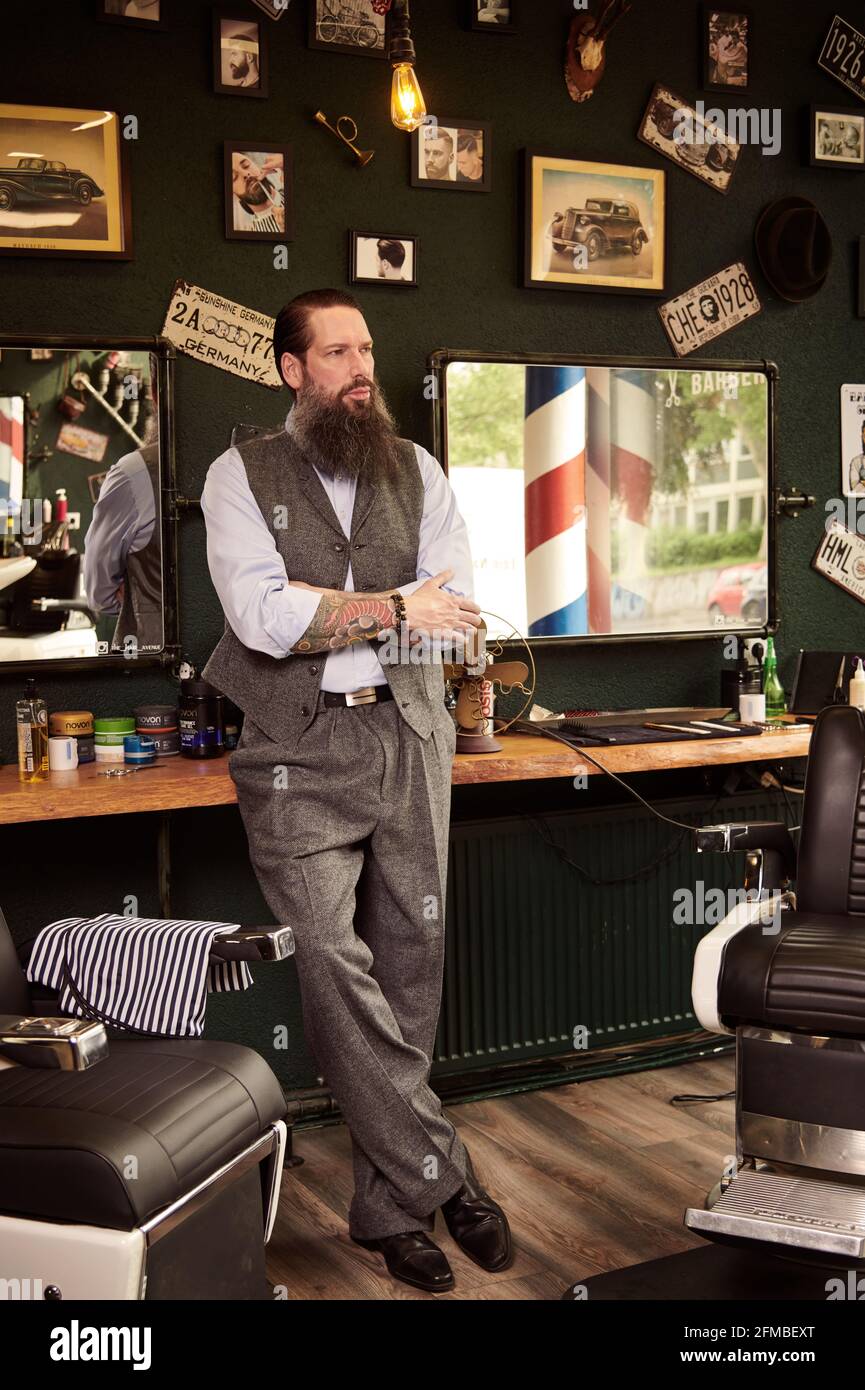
[
  {"xmin": 0, "ymin": 158, "xmax": 104, "ymax": 212},
  {"xmin": 707, "ymin": 561, "xmax": 764, "ymax": 621},
  {"xmin": 740, "ymin": 567, "xmax": 768, "ymax": 624}
]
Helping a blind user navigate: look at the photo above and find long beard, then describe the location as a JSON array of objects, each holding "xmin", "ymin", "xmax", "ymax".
[{"xmin": 288, "ymin": 375, "xmax": 403, "ymax": 483}]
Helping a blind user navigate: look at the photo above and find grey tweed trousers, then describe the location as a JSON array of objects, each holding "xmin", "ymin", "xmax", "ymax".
[{"xmin": 228, "ymin": 691, "xmax": 469, "ymax": 1239}]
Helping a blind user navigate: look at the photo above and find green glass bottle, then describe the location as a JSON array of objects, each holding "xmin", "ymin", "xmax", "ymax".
[{"xmin": 762, "ymin": 636, "xmax": 787, "ymax": 720}]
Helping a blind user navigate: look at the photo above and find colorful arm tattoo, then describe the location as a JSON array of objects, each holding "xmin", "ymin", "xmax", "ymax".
[{"xmin": 292, "ymin": 590, "xmax": 396, "ymax": 653}]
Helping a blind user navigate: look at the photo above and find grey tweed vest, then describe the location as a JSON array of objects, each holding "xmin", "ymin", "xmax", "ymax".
[{"xmin": 202, "ymin": 421, "xmax": 444, "ymax": 749}]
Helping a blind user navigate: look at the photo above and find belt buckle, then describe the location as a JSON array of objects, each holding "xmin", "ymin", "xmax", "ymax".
[{"xmin": 344, "ymin": 686, "xmax": 378, "ymax": 707}]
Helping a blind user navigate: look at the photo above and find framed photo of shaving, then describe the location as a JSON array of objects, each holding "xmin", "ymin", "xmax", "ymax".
[
  {"xmin": 212, "ymin": 11, "xmax": 269, "ymax": 97},
  {"xmin": 224, "ymin": 143, "xmax": 293, "ymax": 240}
]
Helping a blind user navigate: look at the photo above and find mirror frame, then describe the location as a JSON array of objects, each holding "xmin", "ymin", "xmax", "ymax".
[
  {"xmin": 0, "ymin": 334, "xmax": 180, "ymax": 673},
  {"xmin": 429, "ymin": 348, "xmax": 779, "ymax": 647}
]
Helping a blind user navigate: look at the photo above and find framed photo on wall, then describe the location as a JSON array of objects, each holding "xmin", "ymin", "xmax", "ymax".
[
  {"xmin": 702, "ymin": 7, "xmax": 751, "ymax": 91},
  {"xmin": 349, "ymin": 231, "xmax": 418, "ymax": 285},
  {"xmin": 308, "ymin": 0, "xmax": 390, "ymax": 58},
  {"xmin": 810, "ymin": 104, "xmax": 865, "ymax": 169},
  {"xmin": 411, "ymin": 118, "xmax": 492, "ymax": 190},
  {"xmin": 0, "ymin": 103, "xmax": 132, "ymax": 260},
  {"xmin": 213, "ymin": 11, "xmax": 269, "ymax": 96},
  {"xmin": 224, "ymin": 143, "xmax": 293, "ymax": 240},
  {"xmin": 97, "ymin": 0, "xmax": 168, "ymax": 27},
  {"xmin": 522, "ymin": 149, "xmax": 666, "ymax": 295},
  {"xmin": 468, "ymin": 0, "xmax": 516, "ymax": 33}
]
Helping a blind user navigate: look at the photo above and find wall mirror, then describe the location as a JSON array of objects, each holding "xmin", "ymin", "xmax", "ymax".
[
  {"xmin": 0, "ymin": 336, "xmax": 178, "ymax": 671},
  {"xmin": 430, "ymin": 351, "xmax": 776, "ymax": 645}
]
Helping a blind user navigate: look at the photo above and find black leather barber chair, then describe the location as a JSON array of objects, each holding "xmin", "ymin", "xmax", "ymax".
[
  {"xmin": 687, "ymin": 703, "xmax": 865, "ymax": 1266},
  {"xmin": 8, "ymin": 551, "xmax": 83, "ymax": 633},
  {"xmin": 0, "ymin": 907, "xmax": 293, "ymax": 1300}
]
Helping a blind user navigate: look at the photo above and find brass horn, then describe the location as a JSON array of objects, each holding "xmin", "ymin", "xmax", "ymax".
[{"xmin": 314, "ymin": 110, "xmax": 374, "ymax": 166}]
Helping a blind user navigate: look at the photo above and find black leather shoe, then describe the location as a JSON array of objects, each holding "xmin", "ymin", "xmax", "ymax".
[
  {"xmin": 350, "ymin": 1230, "xmax": 455, "ymax": 1292},
  {"xmin": 440, "ymin": 1154, "xmax": 513, "ymax": 1272}
]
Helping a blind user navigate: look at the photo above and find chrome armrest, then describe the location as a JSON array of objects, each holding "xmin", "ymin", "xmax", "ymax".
[
  {"xmin": 0, "ymin": 1015, "xmax": 108, "ymax": 1071},
  {"xmin": 695, "ymin": 820, "xmax": 796, "ymax": 889},
  {"xmin": 209, "ymin": 925, "xmax": 295, "ymax": 963}
]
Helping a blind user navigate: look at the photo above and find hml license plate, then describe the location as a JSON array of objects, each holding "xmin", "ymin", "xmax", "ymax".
[{"xmin": 812, "ymin": 519, "xmax": 865, "ymax": 605}]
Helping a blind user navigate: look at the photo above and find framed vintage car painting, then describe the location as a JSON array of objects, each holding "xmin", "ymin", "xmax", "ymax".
[
  {"xmin": 0, "ymin": 103, "xmax": 132, "ymax": 259},
  {"xmin": 522, "ymin": 150, "xmax": 666, "ymax": 295}
]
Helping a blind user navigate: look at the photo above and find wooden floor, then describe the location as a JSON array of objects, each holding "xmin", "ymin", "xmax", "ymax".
[{"xmin": 265, "ymin": 1053, "xmax": 735, "ymax": 1300}]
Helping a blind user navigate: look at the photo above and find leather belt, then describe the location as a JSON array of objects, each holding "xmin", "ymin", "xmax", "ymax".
[{"xmin": 319, "ymin": 685, "xmax": 394, "ymax": 708}]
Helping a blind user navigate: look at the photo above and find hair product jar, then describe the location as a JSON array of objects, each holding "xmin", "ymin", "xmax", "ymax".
[
  {"xmin": 134, "ymin": 704, "xmax": 180, "ymax": 757},
  {"xmin": 179, "ymin": 680, "xmax": 225, "ymax": 759},
  {"xmin": 94, "ymin": 716, "xmax": 135, "ymax": 763},
  {"xmin": 49, "ymin": 710, "xmax": 95, "ymax": 764}
]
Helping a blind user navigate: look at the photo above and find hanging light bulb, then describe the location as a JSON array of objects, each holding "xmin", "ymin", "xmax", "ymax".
[{"xmin": 388, "ymin": 0, "xmax": 426, "ymax": 132}]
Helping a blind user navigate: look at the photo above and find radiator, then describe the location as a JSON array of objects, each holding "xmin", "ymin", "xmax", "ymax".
[{"xmin": 433, "ymin": 789, "xmax": 786, "ymax": 1076}]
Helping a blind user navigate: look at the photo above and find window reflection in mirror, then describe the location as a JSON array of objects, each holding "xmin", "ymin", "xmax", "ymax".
[
  {"xmin": 442, "ymin": 360, "xmax": 770, "ymax": 641},
  {"xmin": 0, "ymin": 347, "xmax": 163, "ymax": 663}
]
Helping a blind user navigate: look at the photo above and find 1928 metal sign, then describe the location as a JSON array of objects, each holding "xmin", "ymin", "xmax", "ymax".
[{"xmin": 659, "ymin": 262, "xmax": 761, "ymax": 357}]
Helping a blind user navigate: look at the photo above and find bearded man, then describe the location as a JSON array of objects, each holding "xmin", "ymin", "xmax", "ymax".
[{"xmin": 200, "ymin": 288, "xmax": 512, "ymax": 1293}]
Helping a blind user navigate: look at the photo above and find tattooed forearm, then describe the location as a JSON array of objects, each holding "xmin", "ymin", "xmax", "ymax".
[{"xmin": 292, "ymin": 590, "xmax": 396, "ymax": 653}]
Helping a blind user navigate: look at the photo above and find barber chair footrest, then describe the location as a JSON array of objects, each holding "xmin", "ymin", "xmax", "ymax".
[{"xmin": 686, "ymin": 1167, "xmax": 865, "ymax": 1261}]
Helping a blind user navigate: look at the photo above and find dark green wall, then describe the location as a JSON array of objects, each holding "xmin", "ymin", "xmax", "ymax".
[{"xmin": 0, "ymin": 0, "xmax": 856, "ymax": 1085}]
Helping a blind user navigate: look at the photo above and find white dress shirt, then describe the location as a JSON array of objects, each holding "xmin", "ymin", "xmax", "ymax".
[{"xmin": 200, "ymin": 415, "xmax": 474, "ymax": 691}]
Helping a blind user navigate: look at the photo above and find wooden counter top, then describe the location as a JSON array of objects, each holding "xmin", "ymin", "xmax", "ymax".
[{"xmin": 0, "ymin": 725, "xmax": 811, "ymax": 826}]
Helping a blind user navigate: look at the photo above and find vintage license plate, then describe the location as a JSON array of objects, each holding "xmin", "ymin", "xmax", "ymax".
[
  {"xmin": 812, "ymin": 519, "xmax": 865, "ymax": 605},
  {"xmin": 658, "ymin": 262, "xmax": 761, "ymax": 357},
  {"xmin": 818, "ymin": 14, "xmax": 865, "ymax": 103},
  {"xmin": 161, "ymin": 279, "xmax": 282, "ymax": 390}
]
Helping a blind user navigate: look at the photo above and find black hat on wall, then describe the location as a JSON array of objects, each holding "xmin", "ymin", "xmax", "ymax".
[{"xmin": 754, "ymin": 195, "xmax": 833, "ymax": 302}]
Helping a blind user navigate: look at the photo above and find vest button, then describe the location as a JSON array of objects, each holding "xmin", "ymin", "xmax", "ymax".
[
  {"xmin": 334, "ymin": 543, "xmax": 344, "ymax": 552},
  {"xmin": 300, "ymin": 705, "xmax": 310, "ymax": 716},
  {"xmin": 310, "ymin": 666, "xmax": 319, "ymax": 675}
]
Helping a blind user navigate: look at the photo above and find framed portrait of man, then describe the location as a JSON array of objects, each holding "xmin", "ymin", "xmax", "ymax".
[
  {"xmin": 224, "ymin": 143, "xmax": 293, "ymax": 240},
  {"xmin": 349, "ymin": 231, "xmax": 418, "ymax": 286},
  {"xmin": 213, "ymin": 12, "xmax": 269, "ymax": 97},
  {"xmin": 410, "ymin": 117, "xmax": 492, "ymax": 192}
]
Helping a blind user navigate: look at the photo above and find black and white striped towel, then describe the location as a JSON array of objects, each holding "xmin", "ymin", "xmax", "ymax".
[{"xmin": 26, "ymin": 913, "xmax": 253, "ymax": 1038}]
